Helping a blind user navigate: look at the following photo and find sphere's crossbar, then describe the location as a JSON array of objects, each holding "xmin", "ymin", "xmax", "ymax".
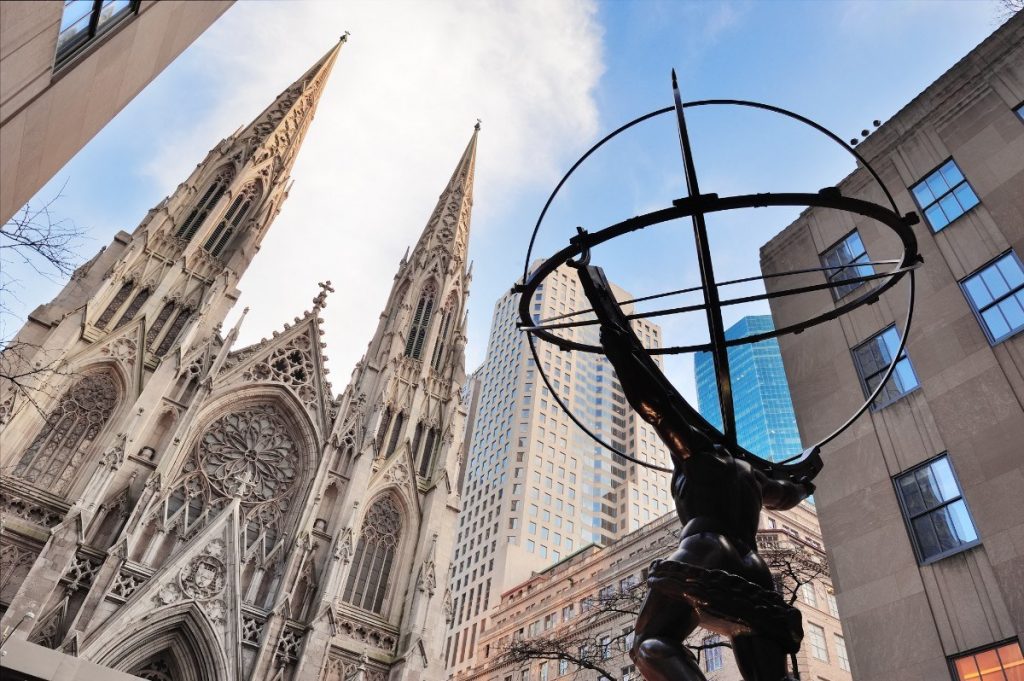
[
  {"xmin": 519, "ymin": 98, "xmax": 921, "ymax": 475},
  {"xmin": 530, "ymin": 258, "xmax": 902, "ymax": 327}
]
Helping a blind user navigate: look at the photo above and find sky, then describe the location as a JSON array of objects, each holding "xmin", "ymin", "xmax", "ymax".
[{"xmin": 3, "ymin": 0, "xmax": 1008, "ymax": 404}]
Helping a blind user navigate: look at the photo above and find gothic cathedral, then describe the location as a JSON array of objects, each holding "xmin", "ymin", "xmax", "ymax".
[{"xmin": 0, "ymin": 37, "xmax": 477, "ymax": 681}]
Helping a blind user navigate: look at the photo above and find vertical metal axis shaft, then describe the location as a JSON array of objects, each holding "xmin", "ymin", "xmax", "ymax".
[{"xmin": 671, "ymin": 69, "xmax": 735, "ymax": 443}]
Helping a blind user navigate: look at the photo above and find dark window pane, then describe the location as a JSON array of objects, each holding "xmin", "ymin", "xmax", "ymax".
[
  {"xmin": 898, "ymin": 475, "xmax": 926, "ymax": 515},
  {"xmin": 912, "ymin": 513, "xmax": 942, "ymax": 559}
]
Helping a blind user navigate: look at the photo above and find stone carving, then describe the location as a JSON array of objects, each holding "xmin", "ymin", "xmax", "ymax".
[
  {"xmin": 333, "ymin": 616, "xmax": 399, "ymax": 653},
  {"xmin": 0, "ymin": 490, "xmax": 66, "ymax": 528},
  {"xmin": 200, "ymin": 598, "xmax": 227, "ymax": 623},
  {"xmin": 242, "ymin": 332, "xmax": 321, "ymax": 415},
  {"xmin": 274, "ymin": 625, "xmax": 305, "ymax": 666},
  {"xmin": 200, "ymin": 407, "xmax": 298, "ymax": 502},
  {"xmin": 241, "ymin": 613, "xmax": 266, "ymax": 646},
  {"xmin": 64, "ymin": 553, "xmax": 102, "ymax": 592},
  {"xmin": 386, "ymin": 462, "xmax": 411, "ymax": 485},
  {"xmin": 110, "ymin": 571, "xmax": 146, "ymax": 600},
  {"xmin": 155, "ymin": 582, "xmax": 183, "ymax": 606},
  {"xmin": 102, "ymin": 336, "xmax": 138, "ymax": 368},
  {"xmin": 0, "ymin": 543, "xmax": 37, "ymax": 601},
  {"xmin": 180, "ymin": 551, "xmax": 226, "ymax": 600},
  {"xmin": 333, "ymin": 527, "xmax": 353, "ymax": 564}
]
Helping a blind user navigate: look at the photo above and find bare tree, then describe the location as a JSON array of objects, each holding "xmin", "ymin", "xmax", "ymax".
[
  {"xmin": 996, "ymin": 0, "xmax": 1023, "ymax": 22},
  {"xmin": 0, "ymin": 187, "xmax": 87, "ymax": 420},
  {"xmin": 499, "ymin": 529, "xmax": 829, "ymax": 680}
]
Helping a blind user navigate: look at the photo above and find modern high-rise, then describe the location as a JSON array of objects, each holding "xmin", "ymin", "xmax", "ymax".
[
  {"xmin": 445, "ymin": 264, "xmax": 672, "ymax": 677},
  {"xmin": 0, "ymin": 36, "xmax": 478, "ymax": 681},
  {"xmin": 694, "ymin": 315, "xmax": 803, "ymax": 463},
  {"xmin": 760, "ymin": 15, "xmax": 1023, "ymax": 681}
]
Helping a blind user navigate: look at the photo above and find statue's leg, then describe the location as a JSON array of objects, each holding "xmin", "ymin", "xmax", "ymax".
[
  {"xmin": 731, "ymin": 634, "xmax": 793, "ymax": 681},
  {"xmin": 630, "ymin": 589, "xmax": 705, "ymax": 681}
]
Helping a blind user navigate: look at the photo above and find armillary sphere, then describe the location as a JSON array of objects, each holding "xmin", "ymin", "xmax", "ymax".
[{"xmin": 516, "ymin": 71, "xmax": 922, "ymax": 478}]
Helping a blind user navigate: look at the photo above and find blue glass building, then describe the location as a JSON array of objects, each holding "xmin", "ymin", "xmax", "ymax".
[{"xmin": 694, "ymin": 315, "xmax": 802, "ymax": 463}]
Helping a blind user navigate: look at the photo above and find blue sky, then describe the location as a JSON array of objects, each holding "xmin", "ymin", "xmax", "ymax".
[{"xmin": 3, "ymin": 0, "xmax": 1006, "ymax": 402}]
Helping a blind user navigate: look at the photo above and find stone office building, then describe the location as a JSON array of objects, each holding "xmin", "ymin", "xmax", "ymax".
[
  {"xmin": 1, "ymin": 0, "xmax": 234, "ymax": 225},
  {"xmin": 1, "ymin": 38, "xmax": 479, "ymax": 681},
  {"xmin": 461, "ymin": 503, "xmax": 850, "ymax": 681},
  {"xmin": 760, "ymin": 14, "xmax": 1024, "ymax": 681}
]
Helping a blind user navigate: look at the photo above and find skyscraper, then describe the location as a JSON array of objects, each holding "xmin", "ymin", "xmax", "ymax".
[
  {"xmin": 445, "ymin": 264, "xmax": 672, "ymax": 677},
  {"xmin": 694, "ymin": 315, "xmax": 803, "ymax": 463},
  {"xmin": 0, "ymin": 38, "xmax": 478, "ymax": 681}
]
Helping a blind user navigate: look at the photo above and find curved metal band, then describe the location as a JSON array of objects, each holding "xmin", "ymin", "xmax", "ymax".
[{"xmin": 519, "ymin": 100, "xmax": 921, "ymax": 475}]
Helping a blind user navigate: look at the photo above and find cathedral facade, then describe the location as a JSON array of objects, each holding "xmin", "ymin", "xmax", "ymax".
[{"xmin": 0, "ymin": 38, "xmax": 477, "ymax": 681}]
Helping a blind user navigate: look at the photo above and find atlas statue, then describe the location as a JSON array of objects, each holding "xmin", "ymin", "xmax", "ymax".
[{"xmin": 518, "ymin": 71, "xmax": 920, "ymax": 680}]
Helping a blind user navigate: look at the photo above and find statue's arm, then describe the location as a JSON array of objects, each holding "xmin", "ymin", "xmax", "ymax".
[
  {"xmin": 756, "ymin": 468, "xmax": 815, "ymax": 510},
  {"xmin": 573, "ymin": 263, "xmax": 720, "ymax": 467}
]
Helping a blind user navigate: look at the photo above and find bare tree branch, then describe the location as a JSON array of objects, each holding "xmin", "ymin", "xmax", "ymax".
[
  {"xmin": 498, "ymin": 529, "xmax": 829, "ymax": 680},
  {"xmin": 1, "ymin": 188, "xmax": 87, "ymax": 422}
]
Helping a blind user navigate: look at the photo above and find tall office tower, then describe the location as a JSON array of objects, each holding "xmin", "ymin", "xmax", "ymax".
[
  {"xmin": 761, "ymin": 16, "xmax": 1024, "ymax": 681},
  {"xmin": 445, "ymin": 264, "xmax": 672, "ymax": 677},
  {"xmin": 694, "ymin": 315, "xmax": 803, "ymax": 462}
]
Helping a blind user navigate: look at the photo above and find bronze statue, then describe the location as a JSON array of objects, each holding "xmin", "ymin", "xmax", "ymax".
[
  {"xmin": 516, "ymin": 72, "xmax": 919, "ymax": 680},
  {"xmin": 573, "ymin": 263, "xmax": 816, "ymax": 681}
]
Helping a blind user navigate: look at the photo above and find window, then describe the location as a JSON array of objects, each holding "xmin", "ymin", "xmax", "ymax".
[
  {"xmin": 14, "ymin": 370, "xmax": 119, "ymax": 494},
  {"xmin": 895, "ymin": 454, "xmax": 978, "ymax": 563},
  {"xmin": 178, "ymin": 167, "xmax": 232, "ymax": 241},
  {"xmin": 835, "ymin": 634, "xmax": 850, "ymax": 672},
  {"xmin": 851, "ymin": 325, "xmax": 919, "ymax": 408},
  {"xmin": 911, "ymin": 159, "xmax": 979, "ymax": 232},
  {"xmin": 703, "ymin": 634, "xmax": 723, "ymax": 672},
  {"xmin": 821, "ymin": 230, "xmax": 873, "ymax": 299},
  {"xmin": 343, "ymin": 494, "xmax": 402, "ymax": 614},
  {"xmin": 951, "ymin": 640, "xmax": 1023, "ymax": 681},
  {"xmin": 807, "ymin": 623, "xmax": 829, "ymax": 661},
  {"xmin": 203, "ymin": 184, "xmax": 258, "ymax": 257},
  {"xmin": 55, "ymin": 0, "xmax": 140, "ymax": 68},
  {"xmin": 799, "ymin": 582, "xmax": 818, "ymax": 608},
  {"xmin": 405, "ymin": 283, "xmax": 436, "ymax": 359},
  {"xmin": 960, "ymin": 252, "xmax": 1024, "ymax": 344},
  {"xmin": 826, "ymin": 590, "xmax": 839, "ymax": 618},
  {"xmin": 1016, "ymin": 103, "xmax": 1024, "ymax": 122}
]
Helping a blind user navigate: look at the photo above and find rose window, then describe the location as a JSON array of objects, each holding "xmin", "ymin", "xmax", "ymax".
[{"xmin": 199, "ymin": 407, "xmax": 298, "ymax": 503}]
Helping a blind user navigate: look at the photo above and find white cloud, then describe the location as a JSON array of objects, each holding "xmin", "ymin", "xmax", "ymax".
[{"xmin": 144, "ymin": 0, "xmax": 604, "ymax": 387}]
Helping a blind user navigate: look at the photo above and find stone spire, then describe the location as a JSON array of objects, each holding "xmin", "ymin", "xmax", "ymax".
[
  {"xmin": 407, "ymin": 123, "xmax": 480, "ymax": 270},
  {"xmin": 231, "ymin": 36, "xmax": 346, "ymax": 175}
]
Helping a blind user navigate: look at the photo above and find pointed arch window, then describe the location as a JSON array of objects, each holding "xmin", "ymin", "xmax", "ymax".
[
  {"xmin": 115, "ymin": 287, "xmax": 151, "ymax": 329},
  {"xmin": 96, "ymin": 281, "xmax": 134, "ymax": 329},
  {"xmin": 343, "ymin": 495, "xmax": 402, "ymax": 613},
  {"xmin": 419, "ymin": 427, "xmax": 438, "ymax": 478},
  {"xmin": 177, "ymin": 168, "xmax": 232, "ymax": 242},
  {"xmin": 14, "ymin": 371, "xmax": 119, "ymax": 494},
  {"xmin": 154, "ymin": 308, "xmax": 193, "ymax": 356},
  {"xmin": 145, "ymin": 302, "xmax": 177, "ymax": 350},
  {"xmin": 431, "ymin": 298, "xmax": 456, "ymax": 371},
  {"xmin": 204, "ymin": 185, "xmax": 258, "ymax": 257},
  {"xmin": 385, "ymin": 411, "xmax": 405, "ymax": 457},
  {"xmin": 405, "ymin": 283, "xmax": 436, "ymax": 360},
  {"xmin": 376, "ymin": 407, "xmax": 393, "ymax": 449}
]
